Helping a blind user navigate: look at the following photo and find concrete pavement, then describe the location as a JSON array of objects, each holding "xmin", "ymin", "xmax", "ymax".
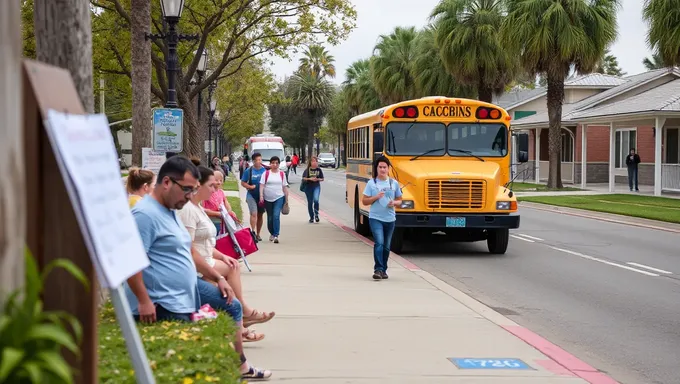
[
  {"xmin": 279, "ymin": 166, "xmax": 680, "ymax": 384},
  {"xmin": 234, "ymin": 180, "xmax": 612, "ymax": 383}
]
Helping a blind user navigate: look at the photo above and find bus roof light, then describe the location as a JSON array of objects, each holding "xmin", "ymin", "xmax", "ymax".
[
  {"xmin": 455, "ymin": 99, "xmax": 462, "ymax": 104},
  {"xmin": 489, "ymin": 109, "xmax": 501, "ymax": 119},
  {"xmin": 393, "ymin": 108, "xmax": 405, "ymax": 118},
  {"xmin": 444, "ymin": 99, "xmax": 451, "ymax": 104},
  {"xmin": 406, "ymin": 107, "xmax": 417, "ymax": 118},
  {"xmin": 476, "ymin": 108, "xmax": 489, "ymax": 119},
  {"xmin": 434, "ymin": 98, "xmax": 441, "ymax": 103}
]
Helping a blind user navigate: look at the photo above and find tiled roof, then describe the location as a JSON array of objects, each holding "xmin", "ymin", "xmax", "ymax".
[
  {"xmin": 511, "ymin": 68, "xmax": 680, "ymax": 127},
  {"xmin": 495, "ymin": 73, "xmax": 625, "ymax": 110},
  {"xmin": 570, "ymin": 79, "xmax": 680, "ymax": 119}
]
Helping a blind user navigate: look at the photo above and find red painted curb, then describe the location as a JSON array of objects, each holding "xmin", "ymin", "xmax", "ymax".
[
  {"xmin": 521, "ymin": 203, "xmax": 680, "ymax": 234},
  {"xmin": 289, "ymin": 193, "xmax": 619, "ymax": 384}
]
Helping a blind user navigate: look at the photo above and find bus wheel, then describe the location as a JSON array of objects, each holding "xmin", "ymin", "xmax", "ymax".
[
  {"xmin": 390, "ymin": 228, "xmax": 405, "ymax": 254},
  {"xmin": 354, "ymin": 194, "xmax": 370, "ymax": 236},
  {"xmin": 487, "ymin": 229, "xmax": 509, "ymax": 254}
]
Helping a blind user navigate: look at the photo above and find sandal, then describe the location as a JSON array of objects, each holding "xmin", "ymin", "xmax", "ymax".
[
  {"xmin": 243, "ymin": 309, "xmax": 275, "ymax": 328},
  {"xmin": 242, "ymin": 328, "xmax": 265, "ymax": 343},
  {"xmin": 241, "ymin": 365, "xmax": 272, "ymax": 381}
]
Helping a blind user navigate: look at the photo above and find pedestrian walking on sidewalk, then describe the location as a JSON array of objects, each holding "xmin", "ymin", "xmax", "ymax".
[
  {"xmin": 259, "ymin": 156, "xmax": 289, "ymax": 243},
  {"xmin": 626, "ymin": 148, "xmax": 641, "ymax": 192},
  {"xmin": 301, "ymin": 156, "xmax": 324, "ymax": 223},
  {"xmin": 291, "ymin": 153, "xmax": 299, "ymax": 175},
  {"xmin": 361, "ymin": 156, "xmax": 402, "ymax": 280},
  {"xmin": 240, "ymin": 152, "xmax": 266, "ymax": 242}
]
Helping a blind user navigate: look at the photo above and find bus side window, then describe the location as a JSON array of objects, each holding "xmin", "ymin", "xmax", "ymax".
[{"xmin": 373, "ymin": 130, "xmax": 384, "ymax": 157}]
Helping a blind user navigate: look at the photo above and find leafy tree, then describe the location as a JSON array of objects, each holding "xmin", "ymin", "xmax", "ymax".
[
  {"xmin": 370, "ymin": 26, "xmax": 419, "ymax": 104},
  {"xmin": 594, "ymin": 49, "xmax": 626, "ymax": 76},
  {"xmin": 642, "ymin": 53, "xmax": 666, "ymax": 70},
  {"xmin": 643, "ymin": 0, "xmax": 680, "ymax": 68},
  {"xmin": 431, "ymin": 0, "xmax": 517, "ymax": 103},
  {"xmin": 412, "ymin": 26, "xmax": 474, "ymax": 98},
  {"xmin": 343, "ymin": 59, "xmax": 381, "ymax": 114},
  {"xmin": 91, "ymin": 0, "xmax": 356, "ymax": 159},
  {"xmin": 268, "ymin": 79, "xmax": 308, "ymax": 151},
  {"xmin": 502, "ymin": 0, "xmax": 619, "ymax": 189},
  {"xmin": 326, "ymin": 89, "xmax": 353, "ymax": 164}
]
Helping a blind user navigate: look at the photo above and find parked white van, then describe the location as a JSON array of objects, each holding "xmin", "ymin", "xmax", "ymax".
[{"xmin": 245, "ymin": 134, "xmax": 288, "ymax": 172}]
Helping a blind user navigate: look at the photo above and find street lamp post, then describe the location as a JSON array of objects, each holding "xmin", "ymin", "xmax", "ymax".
[
  {"xmin": 193, "ymin": 50, "xmax": 208, "ymax": 125},
  {"xmin": 207, "ymin": 93, "xmax": 217, "ymax": 163}
]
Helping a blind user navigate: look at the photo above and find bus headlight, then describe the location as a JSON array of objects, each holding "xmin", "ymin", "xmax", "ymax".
[
  {"xmin": 400, "ymin": 200, "xmax": 414, "ymax": 209},
  {"xmin": 496, "ymin": 201, "xmax": 517, "ymax": 210}
]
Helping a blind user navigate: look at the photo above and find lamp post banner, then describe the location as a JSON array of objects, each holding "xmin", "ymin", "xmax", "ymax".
[{"xmin": 152, "ymin": 108, "xmax": 183, "ymax": 152}]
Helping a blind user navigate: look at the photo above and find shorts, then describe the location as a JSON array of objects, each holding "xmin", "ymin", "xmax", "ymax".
[
  {"xmin": 246, "ymin": 194, "xmax": 265, "ymax": 214},
  {"xmin": 196, "ymin": 277, "xmax": 243, "ymax": 323}
]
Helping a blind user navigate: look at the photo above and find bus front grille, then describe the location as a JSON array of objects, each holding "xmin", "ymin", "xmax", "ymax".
[{"xmin": 426, "ymin": 179, "xmax": 486, "ymax": 209}]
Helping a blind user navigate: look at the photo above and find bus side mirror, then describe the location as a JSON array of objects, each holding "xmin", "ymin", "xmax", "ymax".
[{"xmin": 518, "ymin": 151, "xmax": 529, "ymax": 163}]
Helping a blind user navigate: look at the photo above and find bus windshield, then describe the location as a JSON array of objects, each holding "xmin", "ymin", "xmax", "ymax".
[
  {"xmin": 385, "ymin": 122, "xmax": 508, "ymax": 158},
  {"xmin": 448, "ymin": 123, "xmax": 508, "ymax": 157},
  {"xmin": 385, "ymin": 122, "xmax": 446, "ymax": 156}
]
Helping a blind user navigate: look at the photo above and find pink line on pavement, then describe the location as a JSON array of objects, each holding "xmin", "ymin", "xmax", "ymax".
[{"xmin": 503, "ymin": 325, "xmax": 620, "ymax": 384}]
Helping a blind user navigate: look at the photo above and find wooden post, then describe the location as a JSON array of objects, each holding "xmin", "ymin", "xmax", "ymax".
[
  {"xmin": 0, "ymin": 0, "xmax": 26, "ymax": 302},
  {"xmin": 23, "ymin": 60, "xmax": 98, "ymax": 384}
]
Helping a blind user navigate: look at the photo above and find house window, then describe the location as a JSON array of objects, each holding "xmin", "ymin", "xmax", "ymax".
[
  {"xmin": 666, "ymin": 128, "xmax": 679, "ymax": 164},
  {"xmin": 615, "ymin": 129, "xmax": 637, "ymax": 168},
  {"xmin": 561, "ymin": 131, "xmax": 574, "ymax": 162}
]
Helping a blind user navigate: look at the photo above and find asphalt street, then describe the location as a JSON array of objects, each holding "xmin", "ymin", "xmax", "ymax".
[{"xmin": 283, "ymin": 166, "xmax": 680, "ymax": 384}]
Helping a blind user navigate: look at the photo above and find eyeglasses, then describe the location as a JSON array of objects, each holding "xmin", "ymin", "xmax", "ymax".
[{"xmin": 169, "ymin": 178, "xmax": 199, "ymax": 196}]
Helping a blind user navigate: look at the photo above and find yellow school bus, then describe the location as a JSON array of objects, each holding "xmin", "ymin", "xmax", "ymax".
[{"xmin": 345, "ymin": 96, "xmax": 529, "ymax": 254}]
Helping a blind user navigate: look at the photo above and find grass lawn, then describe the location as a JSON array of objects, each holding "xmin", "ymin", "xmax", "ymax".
[
  {"xmin": 222, "ymin": 177, "xmax": 239, "ymax": 192},
  {"xmin": 519, "ymin": 194, "xmax": 680, "ymax": 223},
  {"xmin": 227, "ymin": 196, "xmax": 242, "ymax": 221},
  {"xmin": 510, "ymin": 182, "xmax": 581, "ymax": 192},
  {"xmin": 98, "ymin": 302, "xmax": 241, "ymax": 384}
]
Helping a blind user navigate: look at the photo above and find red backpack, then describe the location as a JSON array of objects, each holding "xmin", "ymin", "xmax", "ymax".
[{"xmin": 264, "ymin": 170, "xmax": 284, "ymax": 183}]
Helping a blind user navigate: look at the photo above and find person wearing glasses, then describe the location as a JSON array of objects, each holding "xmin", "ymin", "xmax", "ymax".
[{"xmin": 125, "ymin": 155, "xmax": 272, "ymax": 380}]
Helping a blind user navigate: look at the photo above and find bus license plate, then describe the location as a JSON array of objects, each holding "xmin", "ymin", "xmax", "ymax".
[{"xmin": 446, "ymin": 217, "xmax": 466, "ymax": 228}]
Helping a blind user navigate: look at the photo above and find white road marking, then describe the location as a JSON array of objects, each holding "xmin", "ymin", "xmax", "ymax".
[
  {"xmin": 626, "ymin": 262, "xmax": 673, "ymax": 275},
  {"xmin": 510, "ymin": 234, "xmax": 534, "ymax": 243},
  {"xmin": 516, "ymin": 234, "xmax": 544, "ymax": 242},
  {"xmin": 549, "ymin": 246, "xmax": 660, "ymax": 277}
]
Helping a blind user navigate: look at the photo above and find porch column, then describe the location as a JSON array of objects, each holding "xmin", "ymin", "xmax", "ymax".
[
  {"xmin": 535, "ymin": 128, "xmax": 541, "ymax": 184},
  {"xmin": 609, "ymin": 123, "xmax": 615, "ymax": 192},
  {"xmin": 654, "ymin": 117, "xmax": 666, "ymax": 196},
  {"xmin": 581, "ymin": 124, "xmax": 587, "ymax": 189}
]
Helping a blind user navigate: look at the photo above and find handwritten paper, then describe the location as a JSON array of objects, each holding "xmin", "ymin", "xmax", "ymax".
[
  {"xmin": 44, "ymin": 110, "xmax": 150, "ymax": 288},
  {"xmin": 142, "ymin": 147, "xmax": 165, "ymax": 174}
]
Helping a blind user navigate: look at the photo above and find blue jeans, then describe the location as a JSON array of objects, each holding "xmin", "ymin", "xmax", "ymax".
[
  {"xmin": 265, "ymin": 197, "xmax": 285, "ymax": 237},
  {"xmin": 196, "ymin": 278, "xmax": 243, "ymax": 323},
  {"xmin": 304, "ymin": 185, "xmax": 320, "ymax": 219},
  {"xmin": 369, "ymin": 218, "xmax": 396, "ymax": 272},
  {"xmin": 133, "ymin": 304, "xmax": 193, "ymax": 322},
  {"xmin": 627, "ymin": 166, "xmax": 639, "ymax": 190}
]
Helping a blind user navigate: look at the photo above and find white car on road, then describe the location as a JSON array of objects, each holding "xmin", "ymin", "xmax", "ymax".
[{"xmin": 318, "ymin": 152, "xmax": 336, "ymax": 168}]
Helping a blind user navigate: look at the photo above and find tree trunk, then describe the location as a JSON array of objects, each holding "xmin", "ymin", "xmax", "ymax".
[
  {"xmin": 0, "ymin": 0, "xmax": 26, "ymax": 303},
  {"xmin": 477, "ymin": 75, "xmax": 493, "ymax": 103},
  {"xmin": 130, "ymin": 0, "xmax": 152, "ymax": 166},
  {"xmin": 34, "ymin": 0, "xmax": 94, "ymax": 113},
  {"xmin": 177, "ymin": 86, "xmax": 204, "ymax": 158},
  {"xmin": 546, "ymin": 70, "xmax": 565, "ymax": 189}
]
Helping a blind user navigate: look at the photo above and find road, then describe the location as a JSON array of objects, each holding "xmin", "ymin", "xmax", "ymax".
[{"xmin": 285, "ymin": 166, "xmax": 680, "ymax": 384}]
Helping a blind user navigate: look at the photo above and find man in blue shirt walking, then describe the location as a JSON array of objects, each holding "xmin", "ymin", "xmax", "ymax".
[{"xmin": 240, "ymin": 152, "xmax": 267, "ymax": 242}]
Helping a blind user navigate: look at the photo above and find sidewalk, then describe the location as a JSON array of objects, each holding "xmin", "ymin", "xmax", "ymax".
[{"xmin": 236, "ymin": 189, "xmax": 612, "ymax": 383}]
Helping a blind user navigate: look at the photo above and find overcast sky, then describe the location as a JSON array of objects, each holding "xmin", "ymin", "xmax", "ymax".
[{"xmin": 268, "ymin": 0, "xmax": 653, "ymax": 84}]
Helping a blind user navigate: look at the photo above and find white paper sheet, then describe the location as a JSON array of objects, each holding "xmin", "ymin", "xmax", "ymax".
[{"xmin": 44, "ymin": 110, "xmax": 150, "ymax": 288}]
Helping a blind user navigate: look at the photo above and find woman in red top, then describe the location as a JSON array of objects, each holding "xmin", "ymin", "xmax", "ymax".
[{"xmin": 291, "ymin": 153, "xmax": 299, "ymax": 175}]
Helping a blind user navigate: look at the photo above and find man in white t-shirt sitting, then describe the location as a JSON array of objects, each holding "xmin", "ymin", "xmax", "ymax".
[{"xmin": 259, "ymin": 156, "xmax": 289, "ymax": 243}]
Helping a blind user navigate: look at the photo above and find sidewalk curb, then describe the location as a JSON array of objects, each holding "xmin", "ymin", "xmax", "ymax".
[
  {"xmin": 520, "ymin": 202, "xmax": 680, "ymax": 234},
  {"xmin": 287, "ymin": 193, "xmax": 619, "ymax": 384}
]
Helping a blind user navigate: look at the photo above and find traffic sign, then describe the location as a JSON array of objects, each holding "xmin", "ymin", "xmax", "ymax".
[
  {"xmin": 448, "ymin": 358, "xmax": 532, "ymax": 370},
  {"xmin": 152, "ymin": 108, "xmax": 183, "ymax": 152}
]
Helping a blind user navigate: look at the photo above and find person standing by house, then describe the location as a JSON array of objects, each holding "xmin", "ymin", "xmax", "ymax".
[
  {"xmin": 361, "ymin": 156, "xmax": 402, "ymax": 280},
  {"xmin": 626, "ymin": 148, "xmax": 641, "ymax": 192}
]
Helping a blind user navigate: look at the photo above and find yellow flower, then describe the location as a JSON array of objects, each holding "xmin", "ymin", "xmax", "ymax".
[
  {"xmin": 182, "ymin": 378, "xmax": 194, "ymax": 384},
  {"xmin": 205, "ymin": 376, "xmax": 219, "ymax": 382}
]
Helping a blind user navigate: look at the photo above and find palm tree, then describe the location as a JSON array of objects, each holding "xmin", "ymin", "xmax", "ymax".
[
  {"xmin": 287, "ymin": 71, "xmax": 335, "ymax": 159},
  {"xmin": 370, "ymin": 26, "xmax": 419, "ymax": 104},
  {"xmin": 343, "ymin": 59, "xmax": 381, "ymax": 114},
  {"xmin": 642, "ymin": 53, "xmax": 666, "ymax": 70},
  {"xmin": 643, "ymin": 0, "xmax": 680, "ymax": 68},
  {"xmin": 431, "ymin": 0, "xmax": 517, "ymax": 103},
  {"xmin": 412, "ymin": 26, "xmax": 475, "ymax": 98},
  {"xmin": 594, "ymin": 49, "xmax": 626, "ymax": 76},
  {"xmin": 298, "ymin": 44, "xmax": 336, "ymax": 80},
  {"xmin": 501, "ymin": 0, "xmax": 619, "ymax": 189}
]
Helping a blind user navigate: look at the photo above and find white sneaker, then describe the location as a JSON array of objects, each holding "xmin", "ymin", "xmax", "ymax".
[
  {"xmin": 269, "ymin": 235, "xmax": 274, "ymax": 242},
  {"xmin": 273, "ymin": 237, "xmax": 279, "ymax": 244}
]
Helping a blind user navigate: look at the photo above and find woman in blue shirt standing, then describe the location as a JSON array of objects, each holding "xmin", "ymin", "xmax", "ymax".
[{"xmin": 361, "ymin": 156, "xmax": 402, "ymax": 280}]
